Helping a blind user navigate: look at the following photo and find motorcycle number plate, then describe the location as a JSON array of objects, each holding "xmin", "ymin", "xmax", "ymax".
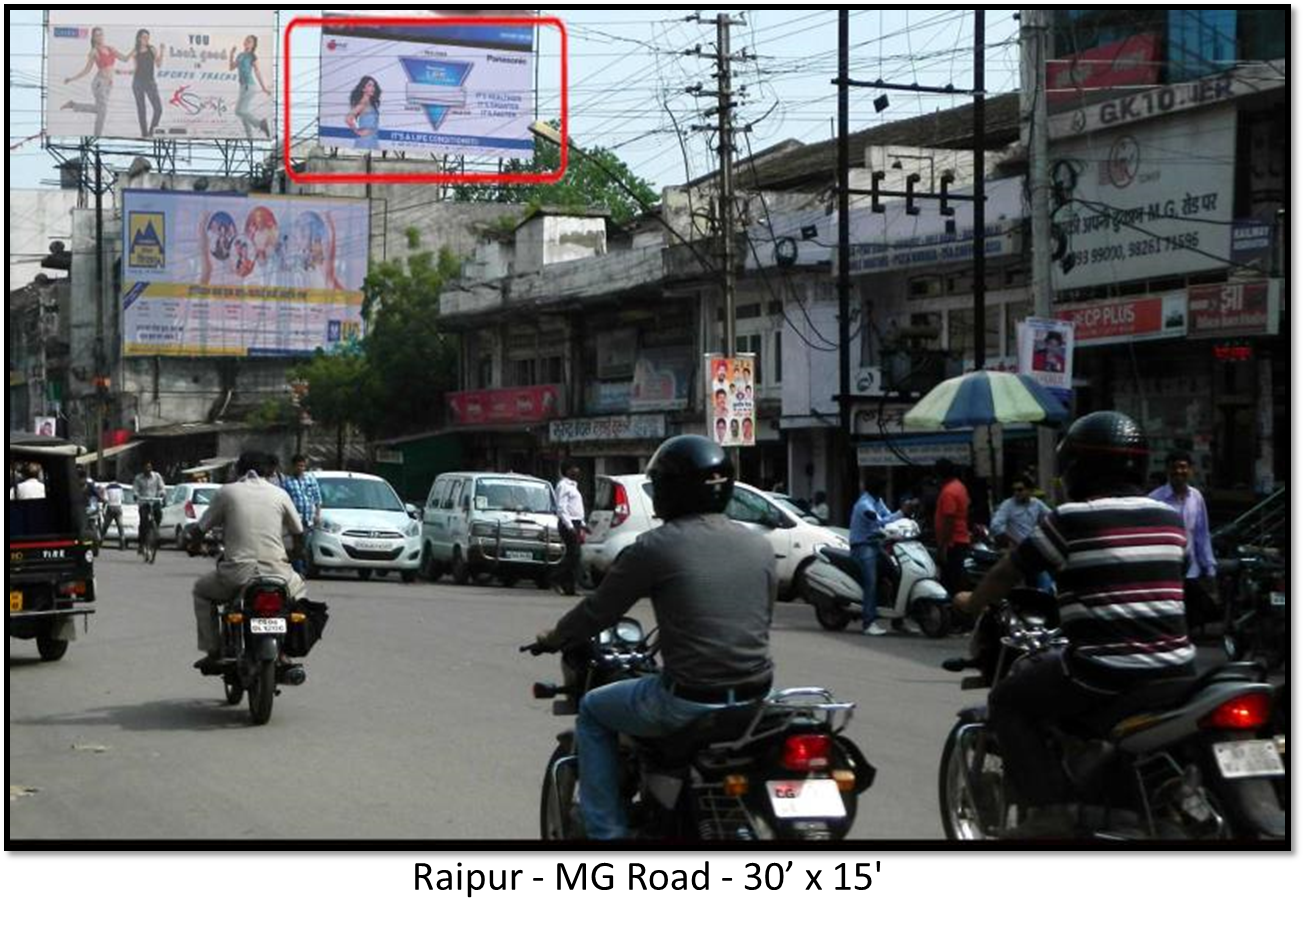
[
  {"xmin": 1213, "ymin": 740, "xmax": 1285, "ymax": 779},
  {"xmin": 766, "ymin": 779, "xmax": 846, "ymax": 819},
  {"xmin": 9, "ymin": 590, "xmax": 22, "ymax": 612},
  {"xmin": 1269, "ymin": 592, "xmax": 1285, "ymax": 607},
  {"xmin": 249, "ymin": 618, "xmax": 287, "ymax": 635}
]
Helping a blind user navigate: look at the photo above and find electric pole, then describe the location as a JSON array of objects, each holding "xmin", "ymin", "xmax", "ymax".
[
  {"xmin": 836, "ymin": 10, "xmax": 855, "ymax": 519},
  {"xmin": 1021, "ymin": 8, "xmax": 1059, "ymax": 498},
  {"xmin": 715, "ymin": 12, "xmax": 739, "ymax": 362}
]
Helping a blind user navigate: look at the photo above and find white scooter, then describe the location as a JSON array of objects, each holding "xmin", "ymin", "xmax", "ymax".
[{"xmin": 800, "ymin": 518, "xmax": 952, "ymax": 637}]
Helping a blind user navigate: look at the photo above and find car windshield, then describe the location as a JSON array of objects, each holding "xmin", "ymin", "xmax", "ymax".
[
  {"xmin": 318, "ymin": 477, "xmax": 404, "ymax": 512},
  {"xmin": 769, "ymin": 494, "xmax": 810, "ymax": 520},
  {"xmin": 475, "ymin": 479, "xmax": 554, "ymax": 514},
  {"xmin": 193, "ymin": 487, "xmax": 218, "ymax": 506}
]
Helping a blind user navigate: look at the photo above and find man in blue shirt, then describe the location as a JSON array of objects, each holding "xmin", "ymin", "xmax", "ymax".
[
  {"xmin": 280, "ymin": 454, "xmax": 322, "ymax": 576},
  {"xmin": 848, "ymin": 473, "xmax": 913, "ymax": 636},
  {"xmin": 1149, "ymin": 450, "xmax": 1217, "ymax": 633}
]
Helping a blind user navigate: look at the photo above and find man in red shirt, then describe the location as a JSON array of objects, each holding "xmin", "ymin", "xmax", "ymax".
[{"xmin": 933, "ymin": 458, "xmax": 971, "ymax": 595}]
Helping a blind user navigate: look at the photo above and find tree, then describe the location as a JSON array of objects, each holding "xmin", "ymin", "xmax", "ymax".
[
  {"xmin": 292, "ymin": 348, "xmax": 375, "ymax": 468},
  {"xmin": 454, "ymin": 123, "xmax": 658, "ymax": 225}
]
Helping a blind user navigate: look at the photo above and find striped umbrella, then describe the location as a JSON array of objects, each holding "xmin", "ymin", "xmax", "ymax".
[{"xmin": 903, "ymin": 371, "xmax": 1069, "ymax": 430}]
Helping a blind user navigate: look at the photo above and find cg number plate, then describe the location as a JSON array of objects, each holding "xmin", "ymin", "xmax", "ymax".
[{"xmin": 249, "ymin": 618, "xmax": 287, "ymax": 634}]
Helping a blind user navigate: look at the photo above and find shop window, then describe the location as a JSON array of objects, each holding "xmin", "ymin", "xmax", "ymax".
[
  {"xmin": 736, "ymin": 302, "xmax": 762, "ymax": 320},
  {"xmin": 773, "ymin": 331, "xmax": 782, "ymax": 384},
  {"xmin": 511, "ymin": 358, "xmax": 537, "ymax": 387},
  {"xmin": 476, "ymin": 355, "xmax": 494, "ymax": 390},
  {"xmin": 947, "ymin": 307, "xmax": 1000, "ymax": 359},
  {"xmin": 735, "ymin": 334, "xmax": 764, "ymax": 386},
  {"xmin": 543, "ymin": 356, "xmax": 563, "ymax": 385}
]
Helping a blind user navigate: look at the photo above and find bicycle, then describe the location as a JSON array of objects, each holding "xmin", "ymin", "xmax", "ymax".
[{"xmin": 138, "ymin": 500, "xmax": 162, "ymax": 564}]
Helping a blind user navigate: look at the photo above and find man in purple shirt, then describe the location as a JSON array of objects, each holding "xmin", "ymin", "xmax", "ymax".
[{"xmin": 1149, "ymin": 450, "xmax": 1218, "ymax": 633}]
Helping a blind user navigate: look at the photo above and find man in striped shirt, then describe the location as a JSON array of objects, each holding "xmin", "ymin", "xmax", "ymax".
[{"xmin": 955, "ymin": 411, "xmax": 1194, "ymax": 837}]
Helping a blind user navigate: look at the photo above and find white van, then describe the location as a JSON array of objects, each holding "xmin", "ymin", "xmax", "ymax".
[{"xmin": 419, "ymin": 472, "xmax": 565, "ymax": 587}]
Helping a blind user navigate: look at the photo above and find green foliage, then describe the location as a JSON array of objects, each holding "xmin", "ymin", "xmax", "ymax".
[
  {"xmin": 244, "ymin": 396, "xmax": 298, "ymax": 429},
  {"xmin": 292, "ymin": 350, "xmax": 377, "ymax": 437}
]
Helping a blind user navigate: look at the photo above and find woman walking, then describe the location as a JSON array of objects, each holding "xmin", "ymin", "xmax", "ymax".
[
  {"xmin": 62, "ymin": 27, "xmax": 127, "ymax": 136},
  {"xmin": 230, "ymin": 35, "xmax": 271, "ymax": 139},
  {"xmin": 129, "ymin": 29, "xmax": 165, "ymax": 138}
]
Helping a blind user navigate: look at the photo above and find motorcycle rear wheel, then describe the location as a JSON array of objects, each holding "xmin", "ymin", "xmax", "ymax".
[
  {"xmin": 248, "ymin": 660, "xmax": 276, "ymax": 725},
  {"xmin": 540, "ymin": 743, "xmax": 581, "ymax": 840},
  {"xmin": 914, "ymin": 600, "xmax": 951, "ymax": 638},
  {"xmin": 938, "ymin": 719, "xmax": 1004, "ymax": 840}
]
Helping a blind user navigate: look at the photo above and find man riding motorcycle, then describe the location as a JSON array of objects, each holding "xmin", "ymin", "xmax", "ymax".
[
  {"xmin": 189, "ymin": 450, "xmax": 306, "ymax": 674},
  {"xmin": 952, "ymin": 411, "xmax": 1195, "ymax": 838},
  {"xmin": 535, "ymin": 435, "xmax": 777, "ymax": 840}
]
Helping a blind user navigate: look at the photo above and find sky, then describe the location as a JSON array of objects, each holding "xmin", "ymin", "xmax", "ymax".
[{"xmin": 7, "ymin": 8, "xmax": 1021, "ymax": 193}]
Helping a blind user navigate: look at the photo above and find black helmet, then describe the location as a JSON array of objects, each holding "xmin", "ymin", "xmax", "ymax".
[
  {"xmin": 1057, "ymin": 411, "xmax": 1149, "ymax": 501},
  {"xmin": 646, "ymin": 435, "xmax": 734, "ymax": 520}
]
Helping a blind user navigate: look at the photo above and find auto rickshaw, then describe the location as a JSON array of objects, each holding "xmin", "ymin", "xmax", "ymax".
[{"xmin": 8, "ymin": 433, "xmax": 97, "ymax": 661}]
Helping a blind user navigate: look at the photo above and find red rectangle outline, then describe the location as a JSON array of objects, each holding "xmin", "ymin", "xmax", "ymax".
[{"xmin": 283, "ymin": 15, "xmax": 567, "ymax": 186}]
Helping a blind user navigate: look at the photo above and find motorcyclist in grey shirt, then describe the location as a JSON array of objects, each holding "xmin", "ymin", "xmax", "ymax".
[{"xmin": 537, "ymin": 435, "xmax": 776, "ymax": 839}]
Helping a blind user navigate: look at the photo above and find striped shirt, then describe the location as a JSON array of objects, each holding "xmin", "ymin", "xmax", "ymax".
[{"xmin": 1012, "ymin": 496, "xmax": 1195, "ymax": 682}]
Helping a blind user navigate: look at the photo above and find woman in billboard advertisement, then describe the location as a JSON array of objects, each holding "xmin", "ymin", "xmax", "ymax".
[
  {"xmin": 128, "ymin": 29, "xmax": 166, "ymax": 138},
  {"xmin": 62, "ymin": 27, "xmax": 127, "ymax": 137},
  {"xmin": 346, "ymin": 77, "xmax": 382, "ymax": 151},
  {"xmin": 230, "ymin": 35, "xmax": 271, "ymax": 139}
]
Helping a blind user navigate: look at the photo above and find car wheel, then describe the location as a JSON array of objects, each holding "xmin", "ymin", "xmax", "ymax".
[
  {"xmin": 451, "ymin": 549, "xmax": 471, "ymax": 585},
  {"xmin": 421, "ymin": 546, "xmax": 444, "ymax": 583},
  {"xmin": 175, "ymin": 526, "xmax": 184, "ymax": 548},
  {"xmin": 401, "ymin": 570, "xmax": 417, "ymax": 585},
  {"xmin": 501, "ymin": 575, "xmax": 518, "ymax": 588}
]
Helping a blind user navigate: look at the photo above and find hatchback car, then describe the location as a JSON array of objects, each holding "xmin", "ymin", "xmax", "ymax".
[
  {"xmin": 582, "ymin": 475, "xmax": 849, "ymax": 599},
  {"xmin": 306, "ymin": 471, "xmax": 422, "ymax": 582},
  {"xmin": 158, "ymin": 482, "xmax": 220, "ymax": 546}
]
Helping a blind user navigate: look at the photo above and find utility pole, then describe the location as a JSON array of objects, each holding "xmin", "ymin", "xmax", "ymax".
[
  {"xmin": 93, "ymin": 144, "xmax": 107, "ymax": 480},
  {"xmin": 715, "ymin": 12, "xmax": 738, "ymax": 363},
  {"xmin": 972, "ymin": 9, "xmax": 986, "ymax": 371},
  {"xmin": 1021, "ymin": 8, "xmax": 1059, "ymax": 497},
  {"xmin": 836, "ymin": 10, "xmax": 855, "ymax": 518}
]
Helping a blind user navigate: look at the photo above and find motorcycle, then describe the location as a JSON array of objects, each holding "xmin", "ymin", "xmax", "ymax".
[
  {"xmin": 1221, "ymin": 547, "xmax": 1286, "ymax": 672},
  {"xmin": 937, "ymin": 589, "xmax": 1286, "ymax": 841},
  {"xmin": 800, "ymin": 518, "xmax": 951, "ymax": 637},
  {"xmin": 525, "ymin": 618, "xmax": 876, "ymax": 841}
]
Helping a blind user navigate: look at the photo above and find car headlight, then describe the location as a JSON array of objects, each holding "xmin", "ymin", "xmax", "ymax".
[
  {"xmin": 405, "ymin": 519, "xmax": 420, "ymax": 538},
  {"xmin": 471, "ymin": 521, "xmax": 496, "ymax": 538},
  {"xmin": 319, "ymin": 519, "xmax": 343, "ymax": 535}
]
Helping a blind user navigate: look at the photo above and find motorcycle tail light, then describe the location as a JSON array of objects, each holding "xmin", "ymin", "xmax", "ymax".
[
  {"xmin": 612, "ymin": 484, "xmax": 631, "ymax": 528},
  {"xmin": 1199, "ymin": 691, "xmax": 1273, "ymax": 731},
  {"xmin": 781, "ymin": 734, "xmax": 832, "ymax": 771},
  {"xmin": 250, "ymin": 590, "xmax": 285, "ymax": 617}
]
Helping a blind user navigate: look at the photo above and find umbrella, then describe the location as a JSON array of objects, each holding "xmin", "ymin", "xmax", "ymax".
[{"xmin": 904, "ymin": 371, "xmax": 1069, "ymax": 430}]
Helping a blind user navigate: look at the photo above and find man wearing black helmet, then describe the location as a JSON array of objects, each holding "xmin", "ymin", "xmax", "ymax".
[
  {"xmin": 953, "ymin": 411, "xmax": 1194, "ymax": 837},
  {"xmin": 536, "ymin": 435, "xmax": 777, "ymax": 840}
]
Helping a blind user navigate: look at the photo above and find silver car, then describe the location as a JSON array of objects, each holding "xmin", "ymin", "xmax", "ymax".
[{"xmin": 306, "ymin": 471, "xmax": 423, "ymax": 582}]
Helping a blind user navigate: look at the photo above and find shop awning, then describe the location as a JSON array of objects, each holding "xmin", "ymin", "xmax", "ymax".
[{"xmin": 75, "ymin": 441, "xmax": 142, "ymax": 466}]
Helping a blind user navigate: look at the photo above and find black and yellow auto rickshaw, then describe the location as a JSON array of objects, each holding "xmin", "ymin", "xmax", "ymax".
[{"xmin": 8, "ymin": 432, "xmax": 97, "ymax": 661}]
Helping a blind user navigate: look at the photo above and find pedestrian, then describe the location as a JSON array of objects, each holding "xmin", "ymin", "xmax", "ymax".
[
  {"xmin": 933, "ymin": 458, "xmax": 972, "ymax": 596},
  {"xmin": 552, "ymin": 461, "xmax": 586, "ymax": 596},
  {"xmin": 1149, "ymin": 450, "xmax": 1218, "ymax": 634},
  {"xmin": 12, "ymin": 463, "xmax": 46, "ymax": 500},
  {"xmin": 849, "ymin": 472, "xmax": 914, "ymax": 636},
  {"xmin": 990, "ymin": 475, "xmax": 1054, "ymax": 592},
  {"xmin": 102, "ymin": 479, "xmax": 126, "ymax": 550},
  {"xmin": 280, "ymin": 454, "xmax": 322, "ymax": 576},
  {"xmin": 810, "ymin": 490, "xmax": 830, "ymax": 522}
]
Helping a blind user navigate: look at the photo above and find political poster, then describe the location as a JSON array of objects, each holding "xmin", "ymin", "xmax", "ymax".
[
  {"xmin": 1017, "ymin": 317, "xmax": 1074, "ymax": 405},
  {"xmin": 705, "ymin": 354, "xmax": 757, "ymax": 449},
  {"xmin": 121, "ymin": 190, "xmax": 370, "ymax": 358}
]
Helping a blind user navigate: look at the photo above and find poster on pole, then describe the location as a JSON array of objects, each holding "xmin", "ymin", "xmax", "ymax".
[
  {"xmin": 317, "ymin": 11, "xmax": 536, "ymax": 159},
  {"xmin": 121, "ymin": 190, "xmax": 370, "ymax": 358},
  {"xmin": 705, "ymin": 354, "xmax": 756, "ymax": 448},
  {"xmin": 1017, "ymin": 318, "xmax": 1074, "ymax": 405},
  {"xmin": 45, "ymin": 10, "xmax": 277, "ymax": 141}
]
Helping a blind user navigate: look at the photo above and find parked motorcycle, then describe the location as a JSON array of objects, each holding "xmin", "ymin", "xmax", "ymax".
[
  {"xmin": 938, "ymin": 589, "xmax": 1286, "ymax": 841},
  {"xmin": 800, "ymin": 518, "xmax": 951, "ymax": 637},
  {"xmin": 525, "ymin": 619, "xmax": 876, "ymax": 841},
  {"xmin": 1221, "ymin": 547, "xmax": 1286, "ymax": 672}
]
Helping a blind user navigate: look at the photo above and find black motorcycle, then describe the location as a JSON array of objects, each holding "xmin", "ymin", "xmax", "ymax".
[
  {"xmin": 1221, "ymin": 548, "xmax": 1286, "ymax": 672},
  {"xmin": 525, "ymin": 619, "xmax": 875, "ymax": 841},
  {"xmin": 938, "ymin": 589, "xmax": 1285, "ymax": 841}
]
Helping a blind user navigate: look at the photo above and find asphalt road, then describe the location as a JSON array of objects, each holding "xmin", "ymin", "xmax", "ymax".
[{"xmin": 6, "ymin": 546, "xmax": 1229, "ymax": 843}]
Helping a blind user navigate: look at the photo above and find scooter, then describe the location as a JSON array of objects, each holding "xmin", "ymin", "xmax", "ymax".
[{"xmin": 800, "ymin": 518, "xmax": 951, "ymax": 637}]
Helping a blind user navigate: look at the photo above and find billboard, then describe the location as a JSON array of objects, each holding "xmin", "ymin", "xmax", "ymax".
[
  {"xmin": 317, "ymin": 12, "xmax": 536, "ymax": 160},
  {"xmin": 1055, "ymin": 292, "xmax": 1187, "ymax": 347},
  {"xmin": 45, "ymin": 10, "xmax": 277, "ymax": 141},
  {"xmin": 121, "ymin": 190, "xmax": 369, "ymax": 358},
  {"xmin": 706, "ymin": 354, "xmax": 757, "ymax": 449}
]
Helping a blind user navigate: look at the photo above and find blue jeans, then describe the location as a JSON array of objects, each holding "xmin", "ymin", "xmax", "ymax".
[
  {"xmin": 851, "ymin": 540, "xmax": 881, "ymax": 628},
  {"xmin": 576, "ymin": 674, "xmax": 726, "ymax": 839}
]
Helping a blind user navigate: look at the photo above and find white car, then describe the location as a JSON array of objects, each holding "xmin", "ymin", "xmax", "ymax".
[
  {"xmin": 582, "ymin": 475, "xmax": 849, "ymax": 599},
  {"xmin": 306, "ymin": 471, "xmax": 423, "ymax": 582},
  {"xmin": 158, "ymin": 482, "xmax": 220, "ymax": 546}
]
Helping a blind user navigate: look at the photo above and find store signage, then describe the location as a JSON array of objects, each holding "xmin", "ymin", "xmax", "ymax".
[
  {"xmin": 448, "ymin": 385, "xmax": 561, "ymax": 426},
  {"xmin": 1055, "ymin": 292, "xmax": 1187, "ymax": 347},
  {"xmin": 548, "ymin": 415, "xmax": 666, "ymax": 445},
  {"xmin": 1188, "ymin": 280, "xmax": 1280, "ymax": 339}
]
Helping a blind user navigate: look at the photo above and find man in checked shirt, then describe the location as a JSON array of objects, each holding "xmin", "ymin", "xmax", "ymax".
[{"xmin": 281, "ymin": 454, "xmax": 321, "ymax": 576}]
